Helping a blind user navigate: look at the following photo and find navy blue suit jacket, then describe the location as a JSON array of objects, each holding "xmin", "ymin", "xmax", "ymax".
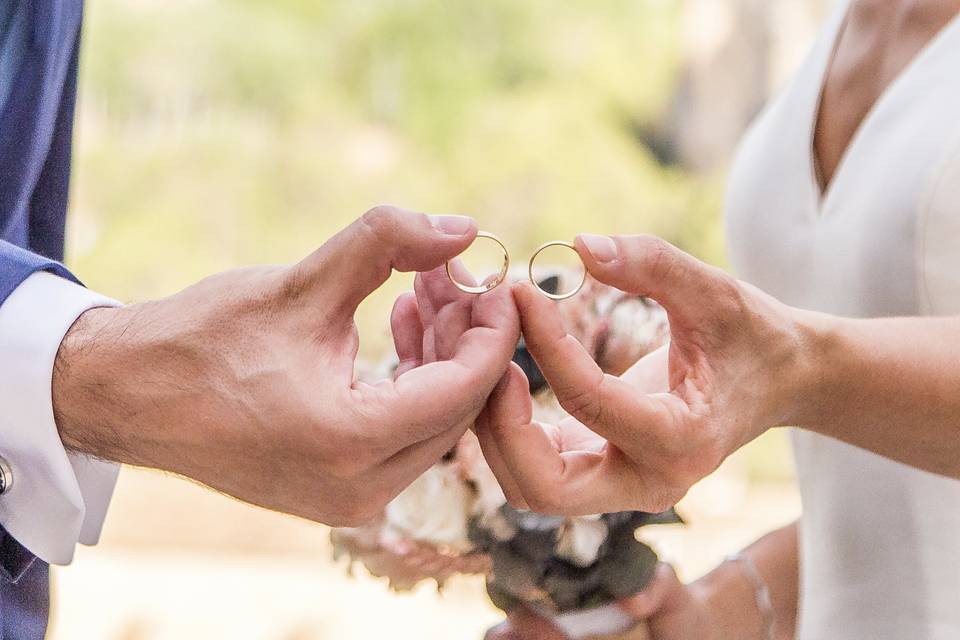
[{"xmin": 0, "ymin": 1, "xmax": 85, "ymax": 637}]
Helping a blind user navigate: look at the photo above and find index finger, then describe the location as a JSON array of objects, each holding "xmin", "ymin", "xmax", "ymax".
[
  {"xmin": 483, "ymin": 361, "xmax": 653, "ymax": 515},
  {"xmin": 414, "ymin": 261, "xmax": 475, "ymax": 362},
  {"xmin": 512, "ymin": 282, "xmax": 671, "ymax": 452},
  {"xmin": 364, "ymin": 281, "xmax": 520, "ymax": 446}
]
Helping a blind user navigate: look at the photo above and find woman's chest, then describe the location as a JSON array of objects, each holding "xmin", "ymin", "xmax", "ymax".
[
  {"xmin": 724, "ymin": 7, "xmax": 960, "ymax": 318},
  {"xmin": 815, "ymin": 4, "xmax": 960, "ymax": 190}
]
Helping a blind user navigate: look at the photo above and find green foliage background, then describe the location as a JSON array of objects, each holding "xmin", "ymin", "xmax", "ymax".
[{"xmin": 69, "ymin": 0, "xmax": 728, "ymax": 356}]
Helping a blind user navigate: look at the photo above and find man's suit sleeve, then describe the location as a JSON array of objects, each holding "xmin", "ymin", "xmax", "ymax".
[{"xmin": 0, "ymin": 239, "xmax": 121, "ymax": 569}]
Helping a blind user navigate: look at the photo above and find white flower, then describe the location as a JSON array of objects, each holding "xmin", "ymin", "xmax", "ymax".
[
  {"xmin": 555, "ymin": 516, "xmax": 608, "ymax": 567},
  {"xmin": 384, "ymin": 462, "xmax": 474, "ymax": 553},
  {"xmin": 450, "ymin": 431, "xmax": 516, "ymax": 541}
]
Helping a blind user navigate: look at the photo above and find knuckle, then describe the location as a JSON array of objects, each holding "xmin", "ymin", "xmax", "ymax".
[
  {"xmin": 526, "ymin": 493, "xmax": 565, "ymax": 515},
  {"xmin": 325, "ymin": 457, "xmax": 366, "ymax": 480},
  {"xmin": 637, "ymin": 235, "xmax": 675, "ymax": 281},
  {"xmin": 360, "ymin": 205, "xmax": 400, "ymax": 238},
  {"xmin": 714, "ymin": 269, "xmax": 741, "ymax": 298},
  {"xmin": 559, "ymin": 381, "xmax": 603, "ymax": 426},
  {"xmin": 277, "ymin": 263, "xmax": 310, "ymax": 301},
  {"xmin": 324, "ymin": 439, "xmax": 375, "ymax": 480},
  {"xmin": 322, "ymin": 421, "xmax": 383, "ymax": 481},
  {"xmin": 710, "ymin": 270, "xmax": 745, "ymax": 313}
]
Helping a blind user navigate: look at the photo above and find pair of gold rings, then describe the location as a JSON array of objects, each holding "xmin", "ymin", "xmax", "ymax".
[{"xmin": 445, "ymin": 231, "xmax": 587, "ymax": 301}]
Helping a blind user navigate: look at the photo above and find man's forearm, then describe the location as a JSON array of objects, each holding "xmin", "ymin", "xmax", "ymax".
[
  {"xmin": 49, "ymin": 265, "xmax": 306, "ymax": 485},
  {"xmin": 53, "ymin": 305, "xmax": 134, "ymax": 461},
  {"xmin": 796, "ymin": 313, "xmax": 960, "ymax": 478},
  {"xmin": 51, "ymin": 299, "xmax": 215, "ymax": 472}
]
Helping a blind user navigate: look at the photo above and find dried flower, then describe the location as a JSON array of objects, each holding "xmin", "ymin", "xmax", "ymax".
[
  {"xmin": 556, "ymin": 516, "xmax": 609, "ymax": 567},
  {"xmin": 332, "ymin": 268, "xmax": 680, "ymax": 614},
  {"xmin": 384, "ymin": 462, "xmax": 474, "ymax": 553}
]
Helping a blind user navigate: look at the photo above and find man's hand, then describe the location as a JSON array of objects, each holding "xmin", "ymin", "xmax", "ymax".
[
  {"xmin": 477, "ymin": 234, "xmax": 811, "ymax": 514},
  {"xmin": 52, "ymin": 206, "xmax": 520, "ymax": 526}
]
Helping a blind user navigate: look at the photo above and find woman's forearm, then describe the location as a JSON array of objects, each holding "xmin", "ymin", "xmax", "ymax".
[
  {"xmin": 693, "ymin": 522, "xmax": 799, "ymax": 640},
  {"xmin": 797, "ymin": 313, "xmax": 960, "ymax": 478},
  {"xmin": 492, "ymin": 235, "xmax": 960, "ymax": 517}
]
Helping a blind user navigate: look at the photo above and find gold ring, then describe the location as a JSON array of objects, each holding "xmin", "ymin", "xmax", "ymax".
[
  {"xmin": 446, "ymin": 231, "xmax": 510, "ymax": 294},
  {"xmin": 528, "ymin": 240, "xmax": 586, "ymax": 300}
]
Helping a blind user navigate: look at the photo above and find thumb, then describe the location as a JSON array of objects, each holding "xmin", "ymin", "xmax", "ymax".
[
  {"xmin": 297, "ymin": 205, "xmax": 477, "ymax": 317},
  {"xmin": 573, "ymin": 233, "xmax": 733, "ymax": 325}
]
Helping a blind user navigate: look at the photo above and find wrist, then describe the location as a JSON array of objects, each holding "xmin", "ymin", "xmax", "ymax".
[
  {"xmin": 690, "ymin": 558, "xmax": 768, "ymax": 640},
  {"xmin": 732, "ymin": 285, "xmax": 832, "ymax": 438},
  {"xmin": 52, "ymin": 304, "xmax": 141, "ymax": 462},
  {"xmin": 52, "ymin": 267, "xmax": 292, "ymax": 478},
  {"xmin": 783, "ymin": 307, "xmax": 846, "ymax": 431}
]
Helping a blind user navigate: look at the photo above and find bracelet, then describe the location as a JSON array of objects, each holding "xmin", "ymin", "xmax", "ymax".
[{"xmin": 726, "ymin": 552, "xmax": 777, "ymax": 640}]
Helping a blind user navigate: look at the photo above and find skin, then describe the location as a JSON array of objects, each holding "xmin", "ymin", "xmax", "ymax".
[
  {"xmin": 814, "ymin": 0, "xmax": 960, "ymax": 192},
  {"xmin": 53, "ymin": 206, "xmax": 520, "ymax": 527},
  {"xmin": 489, "ymin": 1, "xmax": 960, "ymax": 637},
  {"xmin": 486, "ymin": 525, "xmax": 798, "ymax": 640},
  {"xmin": 46, "ymin": 1, "xmax": 960, "ymax": 635}
]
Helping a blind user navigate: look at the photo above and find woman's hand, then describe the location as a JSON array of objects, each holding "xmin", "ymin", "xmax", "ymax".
[
  {"xmin": 477, "ymin": 233, "xmax": 813, "ymax": 514},
  {"xmin": 485, "ymin": 564, "xmax": 718, "ymax": 640}
]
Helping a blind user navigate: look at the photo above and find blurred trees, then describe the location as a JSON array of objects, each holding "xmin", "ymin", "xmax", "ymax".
[{"xmin": 71, "ymin": 0, "xmax": 728, "ymax": 351}]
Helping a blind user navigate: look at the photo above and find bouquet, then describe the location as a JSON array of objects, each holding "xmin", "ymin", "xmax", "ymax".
[{"xmin": 333, "ymin": 270, "xmax": 681, "ymax": 638}]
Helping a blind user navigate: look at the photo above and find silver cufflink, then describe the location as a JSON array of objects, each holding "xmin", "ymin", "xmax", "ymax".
[{"xmin": 0, "ymin": 457, "xmax": 13, "ymax": 495}]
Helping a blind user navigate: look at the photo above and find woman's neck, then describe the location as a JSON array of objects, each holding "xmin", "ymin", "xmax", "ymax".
[{"xmin": 849, "ymin": 0, "xmax": 960, "ymax": 28}]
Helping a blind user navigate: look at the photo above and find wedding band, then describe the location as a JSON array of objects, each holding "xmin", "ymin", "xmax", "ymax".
[
  {"xmin": 528, "ymin": 240, "xmax": 586, "ymax": 300},
  {"xmin": 446, "ymin": 231, "xmax": 510, "ymax": 294}
]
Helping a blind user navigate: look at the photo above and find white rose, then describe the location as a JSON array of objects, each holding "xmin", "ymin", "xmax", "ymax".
[
  {"xmin": 384, "ymin": 463, "xmax": 474, "ymax": 552},
  {"xmin": 449, "ymin": 431, "xmax": 515, "ymax": 542},
  {"xmin": 555, "ymin": 516, "xmax": 608, "ymax": 567}
]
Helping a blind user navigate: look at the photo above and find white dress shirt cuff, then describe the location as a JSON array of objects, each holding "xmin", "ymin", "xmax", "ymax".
[{"xmin": 0, "ymin": 271, "xmax": 121, "ymax": 565}]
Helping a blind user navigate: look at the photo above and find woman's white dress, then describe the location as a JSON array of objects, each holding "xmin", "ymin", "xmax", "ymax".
[{"xmin": 724, "ymin": 1, "xmax": 960, "ymax": 638}]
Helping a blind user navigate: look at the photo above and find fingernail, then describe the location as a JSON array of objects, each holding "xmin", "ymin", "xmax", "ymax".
[
  {"xmin": 429, "ymin": 215, "xmax": 474, "ymax": 236},
  {"xmin": 579, "ymin": 234, "xmax": 618, "ymax": 263}
]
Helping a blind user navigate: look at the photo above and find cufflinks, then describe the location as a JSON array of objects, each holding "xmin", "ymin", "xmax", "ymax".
[{"xmin": 0, "ymin": 457, "xmax": 13, "ymax": 495}]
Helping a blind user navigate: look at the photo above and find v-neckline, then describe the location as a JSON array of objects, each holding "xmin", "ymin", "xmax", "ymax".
[{"xmin": 807, "ymin": 3, "xmax": 960, "ymax": 217}]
